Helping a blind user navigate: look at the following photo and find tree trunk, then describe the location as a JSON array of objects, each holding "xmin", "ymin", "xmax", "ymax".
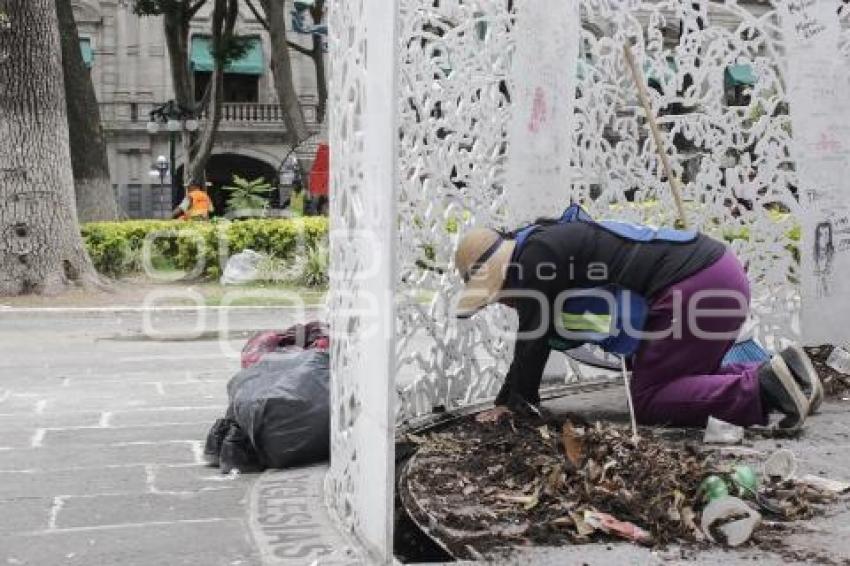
[
  {"xmin": 262, "ymin": 0, "xmax": 309, "ymax": 143},
  {"xmin": 56, "ymin": 0, "xmax": 119, "ymax": 223},
  {"xmin": 163, "ymin": 7, "xmax": 195, "ymax": 193},
  {"xmin": 310, "ymin": 0, "xmax": 327, "ymax": 124},
  {"xmin": 186, "ymin": 0, "xmax": 237, "ymax": 185},
  {"xmin": 164, "ymin": 9, "xmax": 194, "ymax": 111},
  {"xmin": 0, "ymin": 0, "xmax": 101, "ymax": 295}
]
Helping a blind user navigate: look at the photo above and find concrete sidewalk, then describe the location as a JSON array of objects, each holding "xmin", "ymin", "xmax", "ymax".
[
  {"xmin": 3, "ymin": 308, "xmax": 850, "ymax": 565},
  {"xmin": 0, "ymin": 308, "xmax": 322, "ymax": 566}
]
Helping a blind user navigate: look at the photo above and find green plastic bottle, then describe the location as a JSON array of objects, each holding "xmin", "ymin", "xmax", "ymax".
[
  {"xmin": 730, "ymin": 465, "xmax": 759, "ymax": 497},
  {"xmin": 700, "ymin": 475, "xmax": 730, "ymax": 502}
]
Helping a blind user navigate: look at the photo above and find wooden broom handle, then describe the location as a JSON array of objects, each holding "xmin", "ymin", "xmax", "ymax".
[{"xmin": 623, "ymin": 43, "xmax": 689, "ymax": 229}]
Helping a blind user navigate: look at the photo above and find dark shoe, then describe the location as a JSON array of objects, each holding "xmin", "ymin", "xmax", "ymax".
[
  {"xmin": 219, "ymin": 423, "xmax": 264, "ymax": 474},
  {"xmin": 780, "ymin": 345, "xmax": 824, "ymax": 415},
  {"xmin": 203, "ymin": 418, "xmax": 231, "ymax": 467},
  {"xmin": 505, "ymin": 393, "xmax": 548, "ymax": 423},
  {"xmin": 759, "ymin": 356, "xmax": 810, "ymax": 430}
]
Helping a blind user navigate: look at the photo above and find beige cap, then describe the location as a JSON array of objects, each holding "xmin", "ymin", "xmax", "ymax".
[{"xmin": 454, "ymin": 228, "xmax": 516, "ymax": 318}]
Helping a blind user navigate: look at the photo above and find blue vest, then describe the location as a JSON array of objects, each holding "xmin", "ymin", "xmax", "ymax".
[{"xmin": 513, "ymin": 204, "xmax": 697, "ymax": 355}]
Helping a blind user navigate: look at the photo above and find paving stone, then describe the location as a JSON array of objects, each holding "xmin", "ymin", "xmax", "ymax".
[
  {"xmin": 0, "ymin": 519, "xmax": 261, "ymax": 566},
  {"xmin": 0, "ymin": 466, "xmax": 148, "ymax": 499},
  {"xmin": 40, "ymin": 394, "xmax": 225, "ymax": 413},
  {"xmin": 783, "ymin": 507, "xmax": 850, "ymax": 561},
  {"xmin": 110, "ymin": 406, "xmax": 223, "ymax": 427},
  {"xmin": 0, "ymin": 442, "xmax": 197, "ymax": 472},
  {"xmin": 55, "ymin": 490, "xmax": 247, "ymax": 529},
  {"xmin": 0, "ymin": 497, "xmax": 54, "ymax": 533},
  {"xmin": 0, "ymin": 411, "xmax": 103, "ymax": 429},
  {"xmin": 0, "ymin": 427, "xmax": 40, "ymax": 449},
  {"xmin": 149, "ymin": 464, "xmax": 252, "ymax": 493},
  {"xmin": 0, "ymin": 394, "xmax": 44, "ymax": 414},
  {"xmin": 42, "ymin": 423, "xmax": 210, "ymax": 447}
]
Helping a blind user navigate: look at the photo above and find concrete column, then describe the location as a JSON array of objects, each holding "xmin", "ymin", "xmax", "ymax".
[
  {"xmin": 504, "ymin": 0, "xmax": 581, "ymax": 225},
  {"xmin": 325, "ymin": 0, "xmax": 399, "ymax": 562}
]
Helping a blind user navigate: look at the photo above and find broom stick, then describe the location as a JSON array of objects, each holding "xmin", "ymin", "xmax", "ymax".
[{"xmin": 623, "ymin": 42, "xmax": 689, "ymax": 229}]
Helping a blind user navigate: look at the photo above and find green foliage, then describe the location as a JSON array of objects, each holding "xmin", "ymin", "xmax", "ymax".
[
  {"xmin": 222, "ymin": 175, "xmax": 275, "ymax": 217},
  {"xmin": 299, "ymin": 244, "xmax": 330, "ymax": 287},
  {"xmin": 216, "ymin": 35, "xmax": 251, "ymax": 65},
  {"xmin": 82, "ymin": 217, "xmax": 329, "ymax": 279}
]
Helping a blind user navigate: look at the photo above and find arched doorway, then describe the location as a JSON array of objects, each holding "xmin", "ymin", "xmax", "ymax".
[
  {"xmin": 206, "ymin": 153, "xmax": 279, "ymax": 215},
  {"xmin": 173, "ymin": 153, "xmax": 279, "ymax": 216}
]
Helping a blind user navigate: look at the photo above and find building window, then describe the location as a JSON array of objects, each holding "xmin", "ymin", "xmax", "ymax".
[
  {"xmin": 194, "ymin": 72, "xmax": 259, "ymax": 103},
  {"xmin": 80, "ymin": 37, "xmax": 94, "ymax": 69},
  {"xmin": 190, "ymin": 35, "xmax": 263, "ymax": 103}
]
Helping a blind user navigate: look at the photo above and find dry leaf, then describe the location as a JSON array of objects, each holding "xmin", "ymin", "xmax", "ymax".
[
  {"xmin": 551, "ymin": 516, "xmax": 573, "ymax": 527},
  {"xmin": 562, "ymin": 420, "xmax": 586, "ymax": 467},
  {"xmin": 538, "ymin": 426, "xmax": 552, "ymax": 441},
  {"xmin": 570, "ymin": 510, "xmax": 596, "ymax": 537}
]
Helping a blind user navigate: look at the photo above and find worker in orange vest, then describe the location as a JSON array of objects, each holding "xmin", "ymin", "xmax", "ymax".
[{"xmin": 172, "ymin": 183, "xmax": 214, "ymax": 220}]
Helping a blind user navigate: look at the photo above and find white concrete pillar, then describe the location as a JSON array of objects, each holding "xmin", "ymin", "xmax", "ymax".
[
  {"xmin": 326, "ymin": 0, "xmax": 398, "ymax": 562},
  {"xmin": 505, "ymin": 0, "xmax": 581, "ymax": 225},
  {"xmin": 780, "ymin": 0, "xmax": 850, "ymax": 343}
]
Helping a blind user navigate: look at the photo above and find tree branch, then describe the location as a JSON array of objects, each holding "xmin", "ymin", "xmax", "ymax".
[
  {"xmin": 244, "ymin": 0, "xmax": 269, "ymax": 30},
  {"xmin": 187, "ymin": 0, "xmax": 208, "ymax": 19},
  {"xmin": 287, "ymin": 40, "xmax": 312, "ymax": 56}
]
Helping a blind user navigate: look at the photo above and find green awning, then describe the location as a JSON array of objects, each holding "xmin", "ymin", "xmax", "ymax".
[
  {"xmin": 725, "ymin": 64, "xmax": 757, "ymax": 87},
  {"xmin": 80, "ymin": 38, "xmax": 93, "ymax": 68},
  {"xmin": 190, "ymin": 36, "xmax": 264, "ymax": 75},
  {"xmin": 644, "ymin": 58, "xmax": 677, "ymax": 86}
]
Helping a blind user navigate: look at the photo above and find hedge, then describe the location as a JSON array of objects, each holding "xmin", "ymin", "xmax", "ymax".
[{"xmin": 82, "ymin": 218, "xmax": 329, "ymax": 278}]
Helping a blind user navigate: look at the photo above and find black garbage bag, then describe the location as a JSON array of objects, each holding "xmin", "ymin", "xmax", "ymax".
[{"xmin": 226, "ymin": 349, "xmax": 330, "ymax": 469}]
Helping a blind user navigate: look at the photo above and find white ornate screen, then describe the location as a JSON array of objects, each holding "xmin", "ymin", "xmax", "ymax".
[
  {"xmin": 325, "ymin": 0, "xmax": 397, "ymax": 562},
  {"xmin": 329, "ymin": 0, "xmax": 850, "ymax": 560},
  {"xmin": 395, "ymin": 0, "xmax": 825, "ymax": 420}
]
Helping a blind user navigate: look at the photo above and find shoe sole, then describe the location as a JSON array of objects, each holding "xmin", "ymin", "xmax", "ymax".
[
  {"xmin": 771, "ymin": 356, "xmax": 810, "ymax": 430},
  {"xmin": 783, "ymin": 345, "xmax": 824, "ymax": 415}
]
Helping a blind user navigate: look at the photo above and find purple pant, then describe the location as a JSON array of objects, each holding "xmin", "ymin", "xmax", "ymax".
[{"xmin": 631, "ymin": 251, "xmax": 768, "ymax": 427}]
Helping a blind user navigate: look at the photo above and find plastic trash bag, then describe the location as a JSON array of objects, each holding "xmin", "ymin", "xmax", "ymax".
[
  {"xmin": 227, "ymin": 349, "xmax": 330, "ymax": 469},
  {"xmin": 240, "ymin": 322, "xmax": 329, "ymax": 369},
  {"xmin": 220, "ymin": 249, "xmax": 266, "ymax": 285}
]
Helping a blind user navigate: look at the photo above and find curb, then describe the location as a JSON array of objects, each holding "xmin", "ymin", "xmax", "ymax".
[{"xmin": 248, "ymin": 465, "xmax": 366, "ymax": 565}]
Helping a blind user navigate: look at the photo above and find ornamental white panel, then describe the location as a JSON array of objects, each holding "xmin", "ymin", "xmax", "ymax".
[
  {"xmin": 328, "ymin": 0, "xmax": 850, "ymax": 559},
  {"xmin": 394, "ymin": 0, "xmax": 822, "ymax": 422},
  {"xmin": 326, "ymin": 0, "xmax": 397, "ymax": 562}
]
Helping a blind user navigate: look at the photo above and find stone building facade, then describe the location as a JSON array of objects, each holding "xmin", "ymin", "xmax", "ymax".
[{"xmin": 70, "ymin": 0, "xmax": 323, "ymax": 219}]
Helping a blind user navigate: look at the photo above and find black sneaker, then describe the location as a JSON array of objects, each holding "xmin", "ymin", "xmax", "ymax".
[
  {"xmin": 759, "ymin": 356, "xmax": 810, "ymax": 430},
  {"xmin": 780, "ymin": 345, "xmax": 824, "ymax": 415},
  {"xmin": 219, "ymin": 422, "xmax": 265, "ymax": 474},
  {"xmin": 203, "ymin": 418, "xmax": 231, "ymax": 467}
]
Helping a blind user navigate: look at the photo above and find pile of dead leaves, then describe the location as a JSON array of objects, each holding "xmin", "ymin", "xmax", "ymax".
[
  {"xmin": 805, "ymin": 346, "xmax": 850, "ymax": 397},
  {"xmin": 559, "ymin": 419, "xmax": 711, "ymax": 544},
  {"xmin": 401, "ymin": 417, "xmax": 721, "ymax": 557},
  {"xmin": 401, "ymin": 415, "xmax": 841, "ymax": 559}
]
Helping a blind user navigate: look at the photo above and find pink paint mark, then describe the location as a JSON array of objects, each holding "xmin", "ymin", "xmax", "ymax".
[
  {"xmin": 527, "ymin": 87, "xmax": 548, "ymax": 133},
  {"xmin": 815, "ymin": 131, "xmax": 842, "ymax": 153}
]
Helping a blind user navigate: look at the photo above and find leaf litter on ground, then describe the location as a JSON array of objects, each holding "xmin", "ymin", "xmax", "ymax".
[{"xmin": 402, "ymin": 413, "xmax": 842, "ymax": 560}]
